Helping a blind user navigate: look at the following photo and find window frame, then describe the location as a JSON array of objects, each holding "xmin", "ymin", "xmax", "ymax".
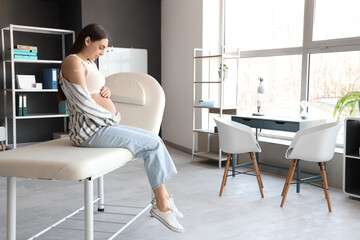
[{"xmin": 224, "ymin": 0, "xmax": 360, "ymax": 145}]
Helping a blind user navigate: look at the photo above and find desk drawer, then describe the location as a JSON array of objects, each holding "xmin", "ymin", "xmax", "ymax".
[
  {"xmin": 263, "ymin": 121, "xmax": 299, "ymax": 132},
  {"xmin": 232, "ymin": 117, "xmax": 263, "ymax": 128}
]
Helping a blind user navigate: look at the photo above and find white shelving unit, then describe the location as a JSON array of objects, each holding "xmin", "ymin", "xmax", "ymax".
[
  {"xmin": 192, "ymin": 46, "xmax": 240, "ymax": 167},
  {"xmin": 1, "ymin": 24, "xmax": 75, "ymax": 148}
]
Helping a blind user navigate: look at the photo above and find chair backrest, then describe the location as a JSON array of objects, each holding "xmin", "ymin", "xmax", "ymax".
[
  {"xmin": 285, "ymin": 121, "xmax": 342, "ymax": 162},
  {"xmin": 105, "ymin": 72, "xmax": 165, "ymax": 134},
  {"xmin": 214, "ymin": 117, "xmax": 261, "ymax": 154}
]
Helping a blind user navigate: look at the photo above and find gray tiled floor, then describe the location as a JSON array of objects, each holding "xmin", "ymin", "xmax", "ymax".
[{"xmin": 1, "ymin": 146, "xmax": 360, "ymax": 239}]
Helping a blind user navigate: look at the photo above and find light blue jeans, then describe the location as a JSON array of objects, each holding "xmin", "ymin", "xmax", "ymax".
[{"xmin": 80, "ymin": 124, "xmax": 177, "ymax": 190}]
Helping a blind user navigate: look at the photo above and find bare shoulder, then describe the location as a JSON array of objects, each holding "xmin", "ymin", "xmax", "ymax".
[
  {"xmin": 61, "ymin": 55, "xmax": 86, "ymax": 80},
  {"xmin": 62, "ymin": 55, "xmax": 84, "ymax": 72}
]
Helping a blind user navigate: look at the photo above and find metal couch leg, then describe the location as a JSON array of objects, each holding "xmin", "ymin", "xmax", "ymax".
[
  {"xmin": 84, "ymin": 178, "xmax": 94, "ymax": 240},
  {"xmin": 98, "ymin": 175, "xmax": 105, "ymax": 211},
  {"xmin": 7, "ymin": 177, "xmax": 16, "ymax": 240}
]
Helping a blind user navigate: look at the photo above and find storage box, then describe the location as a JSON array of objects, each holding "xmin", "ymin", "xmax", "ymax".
[
  {"xmin": 58, "ymin": 101, "xmax": 68, "ymax": 114},
  {"xmin": 53, "ymin": 132, "xmax": 69, "ymax": 139}
]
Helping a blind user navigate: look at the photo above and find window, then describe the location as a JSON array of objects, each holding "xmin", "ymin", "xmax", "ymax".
[
  {"xmin": 238, "ymin": 56, "xmax": 302, "ymax": 116},
  {"xmin": 225, "ymin": 0, "xmax": 304, "ymax": 50},
  {"xmin": 313, "ymin": 0, "xmax": 360, "ymax": 40},
  {"xmin": 224, "ymin": 0, "xmax": 360, "ymax": 144}
]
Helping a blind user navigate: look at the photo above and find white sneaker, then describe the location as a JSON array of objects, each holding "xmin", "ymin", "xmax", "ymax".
[
  {"xmin": 151, "ymin": 195, "xmax": 184, "ymax": 218},
  {"xmin": 150, "ymin": 206, "xmax": 185, "ymax": 233},
  {"xmin": 168, "ymin": 196, "xmax": 184, "ymax": 218}
]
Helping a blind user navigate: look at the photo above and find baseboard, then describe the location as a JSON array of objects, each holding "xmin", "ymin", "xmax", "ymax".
[{"xmin": 163, "ymin": 140, "xmax": 192, "ymax": 154}]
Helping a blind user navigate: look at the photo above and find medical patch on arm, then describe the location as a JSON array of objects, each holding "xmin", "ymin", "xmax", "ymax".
[{"xmin": 73, "ymin": 69, "xmax": 82, "ymax": 73}]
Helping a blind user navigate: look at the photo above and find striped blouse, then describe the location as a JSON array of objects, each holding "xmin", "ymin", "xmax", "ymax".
[{"xmin": 59, "ymin": 72, "xmax": 119, "ymax": 146}]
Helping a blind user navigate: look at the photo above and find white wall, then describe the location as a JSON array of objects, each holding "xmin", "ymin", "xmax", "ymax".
[{"xmin": 161, "ymin": 0, "xmax": 203, "ymax": 149}]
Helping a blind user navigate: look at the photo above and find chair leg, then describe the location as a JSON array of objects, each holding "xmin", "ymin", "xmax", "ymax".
[
  {"xmin": 319, "ymin": 162, "xmax": 332, "ymax": 212},
  {"xmin": 250, "ymin": 152, "xmax": 264, "ymax": 198},
  {"xmin": 281, "ymin": 164, "xmax": 293, "ymax": 196},
  {"xmin": 250, "ymin": 153, "xmax": 263, "ymax": 188},
  {"xmin": 280, "ymin": 159, "xmax": 298, "ymax": 208},
  {"xmin": 219, "ymin": 154, "xmax": 231, "ymax": 196}
]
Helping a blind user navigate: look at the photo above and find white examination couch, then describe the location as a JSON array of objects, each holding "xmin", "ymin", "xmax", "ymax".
[{"xmin": 0, "ymin": 72, "xmax": 165, "ymax": 240}]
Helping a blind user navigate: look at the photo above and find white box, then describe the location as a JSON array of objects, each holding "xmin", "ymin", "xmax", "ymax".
[
  {"xmin": 16, "ymin": 75, "xmax": 36, "ymax": 89},
  {"xmin": 53, "ymin": 132, "xmax": 69, "ymax": 139}
]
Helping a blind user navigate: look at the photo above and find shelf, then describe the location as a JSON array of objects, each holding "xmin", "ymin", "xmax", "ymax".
[
  {"xmin": 193, "ymin": 128, "xmax": 218, "ymax": 134},
  {"xmin": 194, "ymin": 80, "xmax": 238, "ymax": 84},
  {"xmin": 345, "ymin": 153, "xmax": 360, "ymax": 159},
  {"xmin": 192, "ymin": 47, "xmax": 239, "ymax": 167},
  {"xmin": 7, "ymin": 89, "xmax": 58, "ymax": 92},
  {"xmin": 15, "ymin": 114, "xmax": 68, "ymax": 120},
  {"xmin": 193, "ymin": 151, "xmax": 228, "ymax": 161},
  {"xmin": 194, "ymin": 53, "xmax": 239, "ymax": 59},
  {"xmin": 5, "ymin": 59, "xmax": 62, "ymax": 64},
  {"xmin": 193, "ymin": 105, "xmax": 237, "ymax": 115},
  {"xmin": 2, "ymin": 24, "xmax": 74, "ymax": 35},
  {"xmin": 194, "ymin": 81, "xmax": 222, "ymax": 84},
  {"xmin": 2, "ymin": 24, "xmax": 74, "ymax": 149}
]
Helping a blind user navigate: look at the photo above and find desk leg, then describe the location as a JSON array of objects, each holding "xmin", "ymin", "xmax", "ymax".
[
  {"xmin": 231, "ymin": 154, "xmax": 236, "ymax": 177},
  {"xmin": 84, "ymin": 178, "xmax": 94, "ymax": 240},
  {"xmin": 296, "ymin": 160, "xmax": 301, "ymax": 193},
  {"xmin": 7, "ymin": 177, "xmax": 16, "ymax": 240}
]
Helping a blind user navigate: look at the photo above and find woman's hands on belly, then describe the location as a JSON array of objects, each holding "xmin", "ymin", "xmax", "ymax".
[{"xmin": 91, "ymin": 93, "xmax": 117, "ymax": 113}]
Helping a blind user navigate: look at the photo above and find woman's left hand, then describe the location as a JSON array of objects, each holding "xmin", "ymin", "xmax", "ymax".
[{"xmin": 100, "ymin": 86, "xmax": 111, "ymax": 98}]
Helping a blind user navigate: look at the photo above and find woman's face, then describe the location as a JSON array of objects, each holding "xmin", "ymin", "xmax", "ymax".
[{"xmin": 84, "ymin": 37, "xmax": 108, "ymax": 61}]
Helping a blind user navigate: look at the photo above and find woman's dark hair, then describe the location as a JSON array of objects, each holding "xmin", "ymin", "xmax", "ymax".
[
  {"xmin": 58, "ymin": 24, "xmax": 109, "ymax": 101},
  {"xmin": 68, "ymin": 24, "xmax": 109, "ymax": 55}
]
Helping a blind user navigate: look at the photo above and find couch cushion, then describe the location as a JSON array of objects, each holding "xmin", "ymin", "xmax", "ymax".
[{"xmin": 0, "ymin": 137, "xmax": 134, "ymax": 180}]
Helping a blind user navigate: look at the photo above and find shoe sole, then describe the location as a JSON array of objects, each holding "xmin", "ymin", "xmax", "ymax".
[{"xmin": 150, "ymin": 209, "xmax": 184, "ymax": 233}]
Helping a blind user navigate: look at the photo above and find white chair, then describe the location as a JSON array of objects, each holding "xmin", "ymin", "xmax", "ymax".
[
  {"xmin": 280, "ymin": 121, "xmax": 342, "ymax": 212},
  {"xmin": 214, "ymin": 117, "xmax": 264, "ymax": 198}
]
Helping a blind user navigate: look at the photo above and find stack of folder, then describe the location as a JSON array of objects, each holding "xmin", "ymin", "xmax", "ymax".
[
  {"xmin": 11, "ymin": 45, "xmax": 38, "ymax": 60},
  {"xmin": 16, "ymin": 94, "xmax": 28, "ymax": 116}
]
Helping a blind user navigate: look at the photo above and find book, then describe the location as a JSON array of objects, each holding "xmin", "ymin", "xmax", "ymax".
[
  {"xmin": 22, "ymin": 94, "xmax": 27, "ymax": 116},
  {"xmin": 13, "ymin": 48, "xmax": 38, "ymax": 55},
  {"xmin": 16, "ymin": 45, "xmax": 38, "ymax": 51},
  {"xmin": 16, "ymin": 94, "xmax": 23, "ymax": 116},
  {"xmin": 11, "ymin": 52, "xmax": 37, "ymax": 57},
  {"xmin": 43, "ymin": 68, "xmax": 58, "ymax": 89},
  {"xmin": 13, "ymin": 55, "xmax": 38, "ymax": 60}
]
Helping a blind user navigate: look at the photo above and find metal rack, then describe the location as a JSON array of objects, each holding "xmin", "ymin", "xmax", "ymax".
[
  {"xmin": 1, "ymin": 24, "xmax": 75, "ymax": 148},
  {"xmin": 192, "ymin": 46, "xmax": 240, "ymax": 168}
]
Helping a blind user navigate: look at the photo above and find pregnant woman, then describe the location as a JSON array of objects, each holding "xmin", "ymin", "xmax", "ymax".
[{"xmin": 58, "ymin": 24, "xmax": 184, "ymax": 233}]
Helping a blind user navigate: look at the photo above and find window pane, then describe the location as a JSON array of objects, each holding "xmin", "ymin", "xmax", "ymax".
[
  {"xmin": 238, "ymin": 55, "xmax": 302, "ymax": 117},
  {"xmin": 225, "ymin": 0, "xmax": 304, "ymax": 50},
  {"xmin": 313, "ymin": 0, "xmax": 360, "ymax": 40},
  {"xmin": 308, "ymin": 51, "xmax": 360, "ymax": 144}
]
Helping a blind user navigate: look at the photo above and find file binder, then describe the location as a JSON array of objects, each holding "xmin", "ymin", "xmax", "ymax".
[
  {"xmin": 22, "ymin": 94, "xmax": 28, "ymax": 116},
  {"xmin": 43, "ymin": 68, "xmax": 58, "ymax": 89},
  {"xmin": 16, "ymin": 94, "xmax": 23, "ymax": 116}
]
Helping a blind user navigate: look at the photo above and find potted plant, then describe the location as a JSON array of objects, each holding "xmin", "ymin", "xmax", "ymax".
[
  {"xmin": 333, "ymin": 91, "xmax": 360, "ymax": 120},
  {"xmin": 0, "ymin": 118, "xmax": 5, "ymax": 141},
  {"xmin": 218, "ymin": 64, "xmax": 228, "ymax": 79}
]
